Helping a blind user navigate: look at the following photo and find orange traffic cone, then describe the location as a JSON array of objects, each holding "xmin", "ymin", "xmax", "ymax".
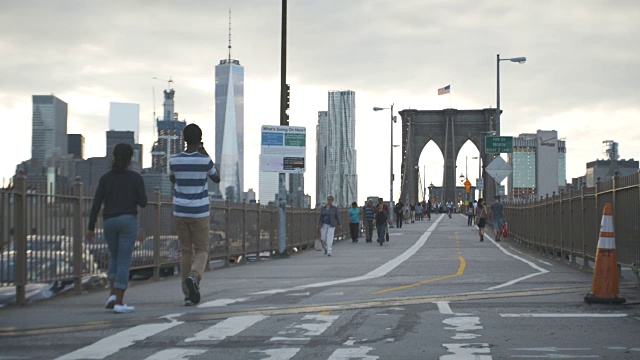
[{"xmin": 584, "ymin": 203, "xmax": 626, "ymax": 304}]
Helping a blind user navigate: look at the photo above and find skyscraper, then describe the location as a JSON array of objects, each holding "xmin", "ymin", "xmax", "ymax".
[
  {"xmin": 109, "ymin": 102, "xmax": 140, "ymax": 143},
  {"xmin": 67, "ymin": 134, "xmax": 84, "ymax": 160},
  {"xmin": 324, "ymin": 90, "xmax": 357, "ymax": 208},
  {"xmin": 316, "ymin": 111, "xmax": 328, "ymax": 207},
  {"xmin": 214, "ymin": 56, "xmax": 244, "ymax": 202},
  {"xmin": 508, "ymin": 131, "xmax": 567, "ymax": 200},
  {"xmin": 151, "ymin": 85, "xmax": 186, "ymax": 174},
  {"xmin": 31, "ymin": 95, "xmax": 67, "ymax": 166}
]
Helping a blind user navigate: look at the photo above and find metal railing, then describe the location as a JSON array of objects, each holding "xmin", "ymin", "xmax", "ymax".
[
  {"xmin": 502, "ymin": 171, "xmax": 640, "ymax": 268},
  {"xmin": 1, "ymin": 174, "xmax": 352, "ymax": 304}
]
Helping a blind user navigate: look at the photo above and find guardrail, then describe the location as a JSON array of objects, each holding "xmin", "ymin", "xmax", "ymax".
[
  {"xmin": 503, "ymin": 171, "xmax": 640, "ymax": 269},
  {"xmin": 1, "ymin": 174, "xmax": 353, "ymax": 304}
]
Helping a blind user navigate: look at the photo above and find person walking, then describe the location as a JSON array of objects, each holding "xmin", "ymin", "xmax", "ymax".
[
  {"xmin": 489, "ymin": 195, "xmax": 506, "ymax": 242},
  {"xmin": 317, "ymin": 195, "xmax": 341, "ymax": 256},
  {"xmin": 466, "ymin": 205, "xmax": 474, "ymax": 226},
  {"xmin": 410, "ymin": 202, "xmax": 416, "ymax": 223},
  {"xmin": 374, "ymin": 203, "xmax": 389, "ymax": 246},
  {"xmin": 426, "ymin": 200, "xmax": 432, "ymax": 220},
  {"xmin": 362, "ymin": 199, "xmax": 375, "ymax": 242},
  {"xmin": 87, "ymin": 143, "xmax": 147, "ymax": 313},
  {"xmin": 170, "ymin": 124, "xmax": 220, "ymax": 306},
  {"xmin": 348, "ymin": 202, "xmax": 360, "ymax": 243},
  {"xmin": 393, "ymin": 200, "xmax": 404, "ymax": 228},
  {"xmin": 416, "ymin": 202, "xmax": 422, "ymax": 221},
  {"xmin": 475, "ymin": 198, "xmax": 487, "ymax": 242}
]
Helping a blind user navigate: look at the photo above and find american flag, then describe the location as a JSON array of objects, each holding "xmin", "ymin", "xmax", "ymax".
[{"xmin": 438, "ymin": 85, "xmax": 450, "ymax": 95}]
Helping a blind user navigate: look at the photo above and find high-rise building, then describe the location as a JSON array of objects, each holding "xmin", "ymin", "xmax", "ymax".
[
  {"xmin": 151, "ymin": 86, "xmax": 186, "ymax": 174},
  {"xmin": 214, "ymin": 56, "xmax": 244, "ymax": 201},
  {"xmin": 259, "ymin": 166, "xmax": 289, "ymax": 205},
  {"xmin": 109, "ymin": 102, "xmax": 140, "ymax": 143},
  {"xmin": 316, "ymin": 111, "xmax": 328, "ymax": 207},
  {"xmin": 324, "ymin": 90, "xmax": 357, "ymax": 208},
  {"xmin": 508, "ymin": 131, "xmax": 567, "ymax": 200},
  {"xmin": 31, "ymin": 95, "xmax": 67, "ymax": 166},
  {"xmin": 67, "ymin": 134, "xmax": 84, "ymax": 160}
]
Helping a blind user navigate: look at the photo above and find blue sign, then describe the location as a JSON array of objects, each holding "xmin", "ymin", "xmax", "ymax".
[{"xmin": 262, "ymin": 132, "xmax": 283, "ymax": 146}]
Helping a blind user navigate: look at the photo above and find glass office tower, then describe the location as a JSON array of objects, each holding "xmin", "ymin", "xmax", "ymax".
[{"xmin": 214, "ymin": 59, "xmax": 244, "ymax": 202}]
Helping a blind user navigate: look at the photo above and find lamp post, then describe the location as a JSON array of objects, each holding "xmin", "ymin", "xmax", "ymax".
[
  {"xmin": 373, "ymin": 105, "xmax": 397, "ymax": 228},
  {"xmin": 496, "ymin": 54, "xmax": 526, "ymax": 136}
]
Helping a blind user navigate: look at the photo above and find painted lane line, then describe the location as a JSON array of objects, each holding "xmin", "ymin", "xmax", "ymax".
[
  {"xmin": 443, "ymin": 317, "xmax": 483, "ymax": 332},
  {"xmin": 441, "ymin": 343, "xmax": 492, "ymax": 359},
  {"xmin": 144, "ymin": 348, "xmax": 207, "ymax": 360},
  {"xmin": 270, "ymin": 314, "xmax": 339, "ymax": 342},
  {"xmin": 327, "ymin": 346, "xmax": 379, "ymax": 360},
  {"xmin": 198, "ymin": 298, "xmax": 249, "ymax": 308},
  {"xmin": 512, "ymin": 348, "xmax": 591, "ymax": 352},
  {"xmin": 482, "ymin": 232, "xmax": 549, "ymax": 291},
  {"xmin": 56, "ymin": 319, "xmax": 183, "ymax": 360},
  {"xmin": 452, "ymin": 333, "xmax": 481, "ymax": 340},
  {"xmin": 508, "ymin": 246, "xmax": 554, "ymax": 266},
  {"xmin": 510, "ymin": 355, "xmax": 598, "ymax": 358},
  {"xmin": 287, "ymin": 292, "xmax": 311, "ymax": 297},
  {"xmin": 249, "ymin": 348, "xmax": 301, "ymax": 360},
  {"xmin": 184, "ymin": 315, "xmax": 267, "ymax": 342},
  {"xmin": 436, "ymin": 301, "xmax": 454, "ymax": 315},
  {"xmin": 252, "ymin": 216, "xmax": 445, "ymax": 295},
  {"xmin": 436, "ymin": 301, "xmax": 472, "ymax": 316},
  {"xmin": 372, "ymin": 256, "xmax": 466, "ymax": 294},
  {"xmin": 500, "ymin": 313, "xmax": 627, "ymax": 318}
]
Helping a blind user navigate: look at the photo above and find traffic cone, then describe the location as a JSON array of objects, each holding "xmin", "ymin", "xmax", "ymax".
[{"xmin": 584, "ymin": 203, "xmax": 626, "ymax": 304}]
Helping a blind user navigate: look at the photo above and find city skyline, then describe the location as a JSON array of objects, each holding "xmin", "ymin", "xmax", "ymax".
[{"xmin": 1, "ymin": 1, "xmax": 639, "ymax": 204}]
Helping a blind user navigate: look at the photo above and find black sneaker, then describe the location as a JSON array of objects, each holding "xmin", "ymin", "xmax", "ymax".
[
  {"xmin": 185, "ymin": 275, "xmax": 201, "ymax": 305},
  {"xmin": 184, "ymin": 297, "xmax": 194, "ymax": 306}
]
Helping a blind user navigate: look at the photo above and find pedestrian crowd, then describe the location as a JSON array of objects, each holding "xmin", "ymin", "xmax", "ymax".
[{"xmin": 86, "ymin": 120, "xmax": 505, "ymax": 314}]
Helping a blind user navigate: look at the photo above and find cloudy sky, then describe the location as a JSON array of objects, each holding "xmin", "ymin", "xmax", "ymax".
[{"xmin": 1, "ymin": 0, "xmax": 639, "ymax": 204}]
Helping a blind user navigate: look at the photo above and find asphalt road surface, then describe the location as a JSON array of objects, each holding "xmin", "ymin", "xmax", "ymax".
[{"xmin": 1, "ymin": 214, "xmax": 638, "ymax": 359}]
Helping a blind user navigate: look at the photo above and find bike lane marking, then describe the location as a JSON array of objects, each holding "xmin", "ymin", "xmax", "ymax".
[
  {"xmin": 251, "ymin": 215, "xmax": 445, "ymax": 295},
  {"xmin": 371, "ymin": 232, "xmax": 466, "ymax": 294}
]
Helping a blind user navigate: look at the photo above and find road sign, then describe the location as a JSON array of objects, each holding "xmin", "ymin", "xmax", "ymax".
[
  {"xmin": 485, "ymin": 156, "xmax": 512, "ymax": 183},
  {"xmin": 260, "ymin": 125, "xmax": 306, "ymax": 173},
  {"xmin": 485, "ymin": 136, "xmax": 513, "ymax": 154},
  {"xmin": 497, "ymin": 185, "xmax": 505, "ymax": 196},
  {"xmin": 476, "ymin": 178, "xmax": 484, "ymax": 191},
  {"xmin": 464, "ymin": 179, "xmax": 471, "ymax": 193}
]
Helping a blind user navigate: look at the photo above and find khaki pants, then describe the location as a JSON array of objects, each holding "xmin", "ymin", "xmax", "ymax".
[{"xmin": 175, "ymin": 216, "xmax": 210, "ymax": 296}]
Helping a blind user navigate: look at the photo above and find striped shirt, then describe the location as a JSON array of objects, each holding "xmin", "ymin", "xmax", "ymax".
[
  {"xmin": 363, "ymin": 205, "xmax": 375, "ymax": 221},
  {"xmin": 169, "ymin": 152, "xmax": 218, "ymax": 218}
]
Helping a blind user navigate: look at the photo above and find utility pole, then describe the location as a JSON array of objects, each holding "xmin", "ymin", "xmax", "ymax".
[{"xmin": 277, "ymin": 0, "xmax": 288, "ymax": 257}]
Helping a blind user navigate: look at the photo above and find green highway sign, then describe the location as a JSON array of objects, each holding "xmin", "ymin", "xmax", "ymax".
[{"xmin": 485, "ymin": 136, "xmax": 513, "ymax": 154}]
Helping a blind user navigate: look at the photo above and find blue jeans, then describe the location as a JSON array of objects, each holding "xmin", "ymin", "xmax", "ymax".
[
  {"xmin": 376, "ymin": 222, "xmax": 387, "ymax": 242},
  {"xmin": 104, "ymin": 215, "xmax": 138, "ymax": 290}
]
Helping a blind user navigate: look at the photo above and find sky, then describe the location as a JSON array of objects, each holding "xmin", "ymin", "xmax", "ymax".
[{"xmin": 1, "ymin": 0, "xmax": 639, "ymax": 205}]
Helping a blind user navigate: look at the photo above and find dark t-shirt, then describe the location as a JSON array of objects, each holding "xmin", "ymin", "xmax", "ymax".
[
  {"xmin": 490, "ymin": 202, "xmax": 504, "ymax": 220},
  {"xmin": 375, "ymin": 211, "xmax": 388, "ymax": 225}
]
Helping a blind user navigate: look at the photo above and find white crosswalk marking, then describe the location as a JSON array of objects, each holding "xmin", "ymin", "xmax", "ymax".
[
  {"xmin": 441, "ymin": 343, "xmax": 492, "ymax": 359},
  {"xmin": 327, "ymin": 346, "xmax": 379, "ymax": 360},
  {"xmin": 184, "ymin": 315, "xmax": 268, "ymax": 342},
  {"xmin": 198, "ymin": 298, "xmax": 249, "ymax": 308},
  {"xmin": 55, "ymin": 321, "xmax": 183, "ymax": 360},
  {"xmin": 270, "ymin": 314, "xmax": 339, "ymax": 341},
  {"xmin": 144, "ymin": 348, "xmax": 207, "ymax": 360},
  {"xmin": 249, "ymin": 348, "xmax": 301, "ymax": 360}
]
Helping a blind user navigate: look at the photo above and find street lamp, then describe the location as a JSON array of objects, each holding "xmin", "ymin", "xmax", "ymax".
[
  {"xmin": 374, "ymin": 105, "xmax": 397, "ymax": 228},
  {"xmin": 497, "ymin": 54, "xmax": 526, "ymax": 135}
]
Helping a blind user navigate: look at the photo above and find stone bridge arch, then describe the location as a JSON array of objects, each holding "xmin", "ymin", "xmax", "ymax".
[{"xmin": 398, "ymin": 108, "xmax": 498, "ymax": 205}]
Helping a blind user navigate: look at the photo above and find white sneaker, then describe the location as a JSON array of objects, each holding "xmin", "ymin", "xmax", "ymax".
[
  {"xmin": 105, "ymin": 295, "xmax": 116, "ymax": 309},
  {"xmin": 113, "ymin": 304, "xmax": 135, "ymax": 313}
]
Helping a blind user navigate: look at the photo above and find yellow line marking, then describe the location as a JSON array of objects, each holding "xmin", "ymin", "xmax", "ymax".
[
  {"xmin": 370, "ymin": 256, "xmax": 466, "ymax": 294},
  {"xmin": 319, "ymin": 311, "xmax": 332, "ymax": 315}
]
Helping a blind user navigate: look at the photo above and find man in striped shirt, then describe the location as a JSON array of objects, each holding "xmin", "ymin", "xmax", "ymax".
[{"xmin": 170, "ymin": 124, "xmax": 220, "ymax": 306}]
